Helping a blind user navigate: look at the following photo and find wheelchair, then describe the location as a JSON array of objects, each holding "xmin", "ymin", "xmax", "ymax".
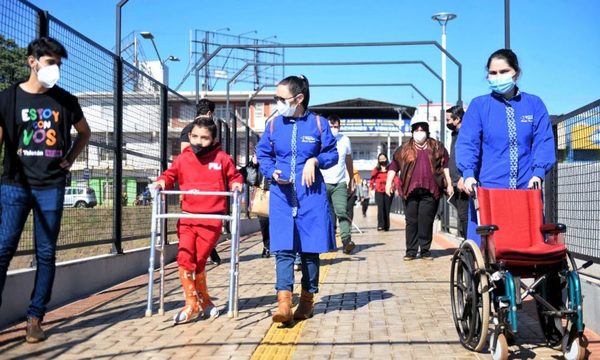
[{"xmin": 450, "ymin": 186, "xmax": 592, "ymax": 360}]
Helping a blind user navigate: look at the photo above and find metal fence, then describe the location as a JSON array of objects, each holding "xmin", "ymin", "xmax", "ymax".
[
  {"xmin": 0, "ymin": 0, "xmax": 259, "ymax": 257},
  {"xmin": 549, "ymin": 99, "xmax": 600, "ymax": 263}
]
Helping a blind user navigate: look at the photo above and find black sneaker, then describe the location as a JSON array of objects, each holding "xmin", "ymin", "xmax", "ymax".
[
  {"xmin": 209, "ymin": 249, "xmax": 221, "ymax": 266},
  {"xmin": 343, "ymin": 241, "xmax": 356, "ymax": 255},
  {"xmin": 261, "ymin": 247, "xmax": 271, "ymax": 258},
  {"xmin": 26, "ymin": 316, "xmax": 46, "ymax": 343},
  {"xmin": 403, "ymin": 255, "xmax": 416, "ymax": 261}
]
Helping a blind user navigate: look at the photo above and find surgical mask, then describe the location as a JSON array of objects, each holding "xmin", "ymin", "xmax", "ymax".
[
  {"xmin": 446, "ymin": 123, "xmax": 457, "ymax": 131},
  {"xmin": 331, "ymin": 128, "xmax": 339, "ymax": 136},
  {"xmin": 276, "ymin": 100, "xmax": 297, "ymax": 117},
  {"xmin": 191, "ymin": 143, "xmax": 216, "ymax": 157},
  {"xmin": 36, "ymin": 63, "xmax": 60, "ymax": 89},
  {"xmin": 488, "ymin": 74, "xmax": 515, "ymax": 94},
  {"xmin": 413, "ymin": 130, "xmax": 427, "ymax": 143}
]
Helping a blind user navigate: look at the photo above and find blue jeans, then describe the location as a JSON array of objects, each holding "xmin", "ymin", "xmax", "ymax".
[
  {"xmin": 275, "ymin": 250, "xmax": 319, "ymax": 293},
  {"xmin": 0, "ymin": 185, "xmax": 65, "ymax": 319}
]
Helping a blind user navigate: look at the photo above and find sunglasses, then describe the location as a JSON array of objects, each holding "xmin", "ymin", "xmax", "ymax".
[{"xmin": 274, "ymin": 95, "xmax": 297, "ymax": 103}]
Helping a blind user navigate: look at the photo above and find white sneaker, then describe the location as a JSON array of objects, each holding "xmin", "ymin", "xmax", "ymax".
[{"xmin": 203, "ymin": 305, "xmax": 220, "ymax": 319}]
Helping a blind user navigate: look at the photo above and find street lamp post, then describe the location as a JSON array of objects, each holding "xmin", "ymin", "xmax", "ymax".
[
  {"xmin": 432, "ymin": 12, "xmax": 456, "ymax": 138},
  {"xmin": 432, "ymin": 12, "xmax": 456, "ymax": 234},
  {"xmin": 141, "ymin": 31, "xmax": 179, "ymax": 86}
]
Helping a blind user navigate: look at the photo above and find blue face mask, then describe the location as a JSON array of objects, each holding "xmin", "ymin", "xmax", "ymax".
[{"xmin": 488, "ymin": 75, "xmax": 516, "ymax": 94}]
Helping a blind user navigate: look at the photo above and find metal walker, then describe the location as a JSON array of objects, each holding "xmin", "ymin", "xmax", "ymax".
[{"xmin": 144, "ymin": 188, "xmax": 242, "ymax": 318}]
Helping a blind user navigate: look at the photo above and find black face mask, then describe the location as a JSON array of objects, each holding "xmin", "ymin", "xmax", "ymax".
[
  {"xmin": 379, "ymin": 160, "xmax": 388, "ymax": 166},
  {"xmin": 191, "ymin": 143, "xmax": 216, "ymax": 157},
  {"xmin": 446, "ymin": 123, "xmax": 457, "ymax": 131}
]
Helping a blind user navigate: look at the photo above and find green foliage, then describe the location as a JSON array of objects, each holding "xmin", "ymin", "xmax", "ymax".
[{"xmin": 0, "ymin": 35, "xmax": 29, "ymax": 91}]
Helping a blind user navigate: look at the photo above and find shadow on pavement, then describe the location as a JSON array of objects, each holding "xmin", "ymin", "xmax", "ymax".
[{"xmin": 314, "ymin": 289, "xmax": 393, "ymax": 314}]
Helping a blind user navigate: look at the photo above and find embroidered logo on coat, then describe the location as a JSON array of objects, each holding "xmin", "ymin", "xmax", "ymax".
[
  {"xmin": 301, "ymin": 136, "xmax": 316, "ymax": 143},
  {"xmin": 520, "ymin": 115, "xmax": 534, "ymax": 123},
  {"xmin": 208, "ymin": 163, "xmax": 222, "ymax": 170}
]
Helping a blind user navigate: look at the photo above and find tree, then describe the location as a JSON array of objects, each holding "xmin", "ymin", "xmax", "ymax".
[{"xmin": 0, "ymin": 35, "xmax": 29, "ymax": 91}]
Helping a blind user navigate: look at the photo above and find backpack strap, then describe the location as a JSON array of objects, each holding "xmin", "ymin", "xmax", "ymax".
[
  {"xmin": 316, "ymin": 115, "xmax": 322, "ymax": 135},
  {"xmin": 269, "ymin": 117, "xmax": 275, "ymax": 135}
]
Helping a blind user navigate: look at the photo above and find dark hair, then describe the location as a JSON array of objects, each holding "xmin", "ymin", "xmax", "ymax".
[
  {"xmin": 376, "ymin": 152, "xmax": 388, "ymax": 171},
  {"xmin": 486, "ymin": 49, "xmax": 520, "ymax": 76},
  {"xmin": 192, "ymin": 117, "xmax": 217, "ymax": 139},
  {"xmin": 196, "ymin": 98, "xmax": 215, "ymax": 118},
  {"xmin": 278, "ymin": 75, "xmax": 310, "ymax": 110},
  {"xmin": 27, "ymin": 37, "xmax": 68, "ymax": 59},
  {"xmin": 446, "ymin": 105, "xmax": 464, "ymax": 120},
  {"xmin": 327, "ymin": 114, "xmax": 341, "ymax": 125}
]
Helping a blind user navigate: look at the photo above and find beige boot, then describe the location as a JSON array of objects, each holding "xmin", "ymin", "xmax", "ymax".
[
  {"xmin": 25, "ymin": 316, "xmax": 46, "ymax": 343},
  {"xmin": 173, "ymin": 268, "xmax": 201, "ymax": 325},
  {"xmin": 195, "ymin": 271, "xmax": 219, "ymax": 319},
  {"xmin": 293, "ymin": 289, "xmax": 315, "ymax": 320},
  {"xmin": 272, "ymin": 290, "xmax": 293, "ymax": 324}
]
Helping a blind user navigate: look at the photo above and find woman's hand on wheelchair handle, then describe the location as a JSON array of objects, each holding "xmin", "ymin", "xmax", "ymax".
[
  {"xmin": 528, "ymin": 176, "xmax": 542, "ymax": 189},
  {"xmin": 463, "ymin": 177, "xmax": 477, "ymax": 195}
]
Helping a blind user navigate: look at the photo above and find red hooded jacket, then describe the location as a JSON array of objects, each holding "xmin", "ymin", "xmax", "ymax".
[{"xmin": 157, "ymin": 144, "xmax": 243, "ymax": 220}]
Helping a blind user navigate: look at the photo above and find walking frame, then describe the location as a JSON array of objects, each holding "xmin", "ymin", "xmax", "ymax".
[{"xmin": 144, "ymin": 188, "xmax": 243, "ymax": 319}]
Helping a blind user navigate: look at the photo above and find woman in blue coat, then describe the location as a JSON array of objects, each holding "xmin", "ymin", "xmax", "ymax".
[
  {"xmin": 256, "ymin": 75, "xmax": 338, "ymax": 325},
  {"xmin": 456, "ymin": 49, "xmax": 556, "ymax": 245}
]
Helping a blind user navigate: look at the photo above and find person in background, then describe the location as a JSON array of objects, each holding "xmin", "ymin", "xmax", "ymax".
[
  {"xmin": 152, "ymin": 117, "xmax": 243, "ymax": 325},
  {"xmin": 180, "ymin": 98, "xmax": 222, "ymax": 266},
  {"xmin": 358, "ymin": 179, "xmax": 370, "ymax": 217},
  {"xmin": 346, "ymin": 169, "xmax": 361, "ymax": 222},
  {"xmin": 369, "ymin": 153, "xmax": 392, "ymax": 231},
  {"xmin": 256, "ymin": 75, "xmax": 338, "ymax": 325},
  {"xmin": 242, "ymin": 154, "xmax": 271, "ymax": 258},
  {"xmin": 0, "ymin": 37, "xmax": 91, "ymax": 343},
  {"xmin": 320, "ymin": 114, "xmax": 356, "ymax": 255},
  {"xmin": 445, "ymin": 105, "xmax": 468, "ymax": 239},
  {"xmin": 456, "ymin": 49, "xmax": 556, "ymax": 245},
  {"xmin": 386, "ymin": 119, "xmax": 452, "ymax": 261}
]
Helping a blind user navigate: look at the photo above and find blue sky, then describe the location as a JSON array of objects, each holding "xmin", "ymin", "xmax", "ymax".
[{"xmin": 28, "ymin": 0, "xmax": 600, "ymax": 115}]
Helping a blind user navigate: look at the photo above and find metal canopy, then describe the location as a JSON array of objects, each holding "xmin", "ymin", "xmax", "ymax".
[{"xmin": 309, "ymin": 98, "xmax": 415, "ymax": 119}]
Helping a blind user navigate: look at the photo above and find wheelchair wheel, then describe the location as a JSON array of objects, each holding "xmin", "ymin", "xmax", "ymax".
[
  {"xmin": 491, "ymin": 333, "xmax": 509, "ymax": 360},
  {"xmin": 562, "ymin": 325, "xmax": 587, "ymax": 360},
  {"xmin": 450, "ymin": 240, "xmax": 490, "ymax": 352}
]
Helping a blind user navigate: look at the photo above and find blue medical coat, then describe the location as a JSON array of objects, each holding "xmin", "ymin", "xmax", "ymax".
[
  {"xmin": 256, "ymin": 112, "xmax": 339, "ymax": 253},
  {"xmin": 456, "ymin": 90, "xmax": 556, "ymax": 244}
]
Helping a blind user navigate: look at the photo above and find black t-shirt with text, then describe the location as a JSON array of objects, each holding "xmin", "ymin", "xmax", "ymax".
[{"xmin": 1, "ymin": 86, "xmax": 83, "ymax": 188}]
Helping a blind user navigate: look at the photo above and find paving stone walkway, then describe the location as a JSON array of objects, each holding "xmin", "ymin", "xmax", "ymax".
[{"xmin": 0, "ymin": 211, "xmax": 597, "ymax": 359}]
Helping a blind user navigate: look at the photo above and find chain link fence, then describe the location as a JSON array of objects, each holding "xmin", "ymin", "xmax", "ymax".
[{"xmin": 1, "ymin": 0, "xmax": 258, "ymax": 263}]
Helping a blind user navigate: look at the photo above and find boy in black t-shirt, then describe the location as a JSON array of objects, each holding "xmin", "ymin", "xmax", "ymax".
[{"xmin": 0, "ymin": 37, "xmax": 91, "ymax": 343}]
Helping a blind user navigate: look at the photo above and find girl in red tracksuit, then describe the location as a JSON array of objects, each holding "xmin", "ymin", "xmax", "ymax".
[
  {"xmin": 370, "ymin": 153, "xmax": 395, "ymax": 231},
  {"xmin": 153, "ymin": 117, "xmax": 243, "ymax": 325}
]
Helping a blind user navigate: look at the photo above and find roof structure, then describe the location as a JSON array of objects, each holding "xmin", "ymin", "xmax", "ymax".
[{"xmin": 309, "ymin": 98, "xmax": 416, "ymax": 120}]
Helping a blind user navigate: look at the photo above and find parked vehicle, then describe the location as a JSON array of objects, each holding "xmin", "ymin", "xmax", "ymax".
[{"xmin": 64, "ymin": 186, "xmax": 97, "ymax": 208}]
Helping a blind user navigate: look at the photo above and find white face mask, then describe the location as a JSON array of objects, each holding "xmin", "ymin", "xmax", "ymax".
[
  {"xmin": 413, "ymin": 131, "xmax": 427, "ymax": 144},
  {"xmin": 36, "ymin": 63, "xmax": 60, "ymax": 88},
  {"xmin": 276, "ymin": 100, "xmax": 297, "ymax": 117},
  {"xmin": 331, "ymin": 128, "xmax": 339, "ymax": 136}
]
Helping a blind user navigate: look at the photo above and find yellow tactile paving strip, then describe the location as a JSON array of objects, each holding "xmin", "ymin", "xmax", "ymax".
[{"xmin": 251, "ymin": 250, "xmax": 338, "ymax": 360}]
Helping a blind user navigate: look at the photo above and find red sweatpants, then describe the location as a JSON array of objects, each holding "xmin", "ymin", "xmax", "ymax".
[{"xmin": 176, "ymin": 219, "xmax": 222, "ymax": 273}]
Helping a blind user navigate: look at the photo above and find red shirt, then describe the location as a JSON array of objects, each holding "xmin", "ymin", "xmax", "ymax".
[
  {"xmin": 157, "ymin": 144, "xmax": 243, "ymax": 223},
  {"xmin": 369, "ymin": 167, "xmax": 388, "ymax": 193}
]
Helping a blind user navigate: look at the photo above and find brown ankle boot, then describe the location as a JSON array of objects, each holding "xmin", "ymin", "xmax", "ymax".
[
  {"xmin": 272, "ymin": 290, "xmax": 293, "ymax": 324},
  {"xmin": 173, "ymin": 268, "xmax": 201, "ymax": 325},
  {"xmin": 25, "ymin": 316, "xmax": 46, "ymax": 343},
  {"xmin": 195, "ymin": 271, "xmax": 219, "ymax": 319},
  {"xmin": 293, "ymin": 289, "xmax": 314, "ymax": 320}
]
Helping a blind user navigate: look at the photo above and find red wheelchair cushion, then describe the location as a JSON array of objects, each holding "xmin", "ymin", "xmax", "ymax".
[{"xmin": 477, "ymin": 188, "xmax": 566, "ymax": 266}]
